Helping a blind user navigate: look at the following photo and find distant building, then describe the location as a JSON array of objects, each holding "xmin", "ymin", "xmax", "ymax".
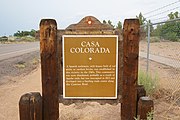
[{"xmin": 0, "ymin": 36, "xmax": 8, "ymax": 41}]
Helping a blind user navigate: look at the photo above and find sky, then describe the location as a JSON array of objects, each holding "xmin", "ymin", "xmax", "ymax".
[{"xmin": 0, "ymin": 0, "xmax": 179, "ymax": 36}]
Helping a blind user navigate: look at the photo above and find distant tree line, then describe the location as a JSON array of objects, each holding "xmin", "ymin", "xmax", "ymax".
[
  {"xmin": 136, "ymin": 11, "xmax": 180, "ymax": 42},
  {"xmin": 102, "ymin": 20, "xmax": 122, "ymax": 30},
  {"xmin": 104, "ymin": 11, "xmax": 180, "ymax": 42},
  {"xmin": 14, "ymin": 29, "xmax": 36, "ymax": 37}
]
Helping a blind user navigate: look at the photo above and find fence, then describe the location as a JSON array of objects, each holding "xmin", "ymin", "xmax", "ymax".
[{"xmin": 139, "ymin": 18, "xmax": 180, "ymax": 119}]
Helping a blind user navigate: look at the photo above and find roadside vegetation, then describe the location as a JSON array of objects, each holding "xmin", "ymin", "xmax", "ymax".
[
  {"xmin": 135, "ymin": 110, "xmax": 154, "ymax": 120},
  {"xmin": 13, "ymin": 29, "xmax": 36, "ymax": 37},
  {"xmin": 138, "ymin": 70, "xmax": 159, "ymax": 95},
  {"xmin": 136, "ymin": 70, "xmax": 158, "ymax": 120},
  {"xmin": 14, "ymin": 61, "xmax": 26, "ymax": 69},
  {"xmin": 137, "ymin": 11, "xmax": 180, "ymax": 42},
  {"xmin": 0, "ymin": 29, "xmax": 38, "ymax": 44}
]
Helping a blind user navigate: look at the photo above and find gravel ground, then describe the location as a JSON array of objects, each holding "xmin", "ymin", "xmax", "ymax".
[{"xmin": 0, "ymin": 51, "xmax": 40, "ymax": 85}]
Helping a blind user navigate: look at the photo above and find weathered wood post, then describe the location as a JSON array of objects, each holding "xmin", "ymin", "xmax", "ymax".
[
  {"xmin": 138, "ymin": 97, "xmax": 154, "ymax": 119},
  {"xmin": 137, "ymin": 85, "xmax": 146, "ymax": 101},
  {"xmin": 19, "ymin": 92, "xmax": 42, "ymax": 120},
  {"xmin": 121, "ymin": 19, "xmax": 140, "ymax": 120},
  {"xmin": 136, "ymin": 85, "xmax": 146, "ymax": 116},
  {"xmin": 40, "ymin": 19, "xmax": 59, "ymax": 120}
]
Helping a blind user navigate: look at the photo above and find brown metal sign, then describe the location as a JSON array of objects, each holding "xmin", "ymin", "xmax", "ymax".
[{"xmin": 63, "ymin": 35, "xmax": 118, "ymax": 99}]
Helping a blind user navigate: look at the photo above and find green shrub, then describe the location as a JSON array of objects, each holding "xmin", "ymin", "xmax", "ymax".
[
  {"xmin": 14, "ymin": 62, "xmax": 26, "ymax": 69},
  {"xmin": 134, "ymin": 110, "xmax": 154, "ymax": 120},
  {"xmin": 150, "ymin": 36, "xmax": 160, "ymax": 42},
  {"xmin": 163, "ymin": 32, "xmax": 178, "ymax": 42},
  {"xmin": 19, "ymin": 36, "xmax": 36, "ymax": 42},
  {"xmin": 138, "ymin": 70, "xmax": 158, "ymax": 94}
]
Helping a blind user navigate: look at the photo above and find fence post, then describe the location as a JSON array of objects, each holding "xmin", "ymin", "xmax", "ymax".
[
  {"xmin": 19, "ymin": 92, "xmax": 42, "ymax": 120},
  {"xmin": 121, "ymin": 19, "xmax": 140, "ymax": 120},
  {"xmin": 40, "ymin": 19, "xmax": 59, "ymax": 120},
  {"xmin": 146, "ymin": 22, "xmax": 151, "ymax": 73},
  {"xmin": 138, "ymin": 96, "xmax": 154, "ymax": 119}
]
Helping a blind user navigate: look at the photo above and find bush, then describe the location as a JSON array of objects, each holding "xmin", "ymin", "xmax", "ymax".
[
  {"xmin": 150, "ymin": 36, "xmax": 160, "ymax": 42},
  {"xmin": 160, "ymin": 22, "xmax": 180, "ymax": 42},
  {"xmin": 138, "ymin": 70, "xmax": 159, "ymax": 94},
  {"xmin": 163, "ymin": 32, "xmax": 178, "ymax": 42},
  {"xmin": 20, "ymin": 36, "xmax": 36, "ymax": 42}
]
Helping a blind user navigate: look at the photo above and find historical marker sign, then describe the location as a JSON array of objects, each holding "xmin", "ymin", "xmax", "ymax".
[
  {"xmin": 19, "ymin": 17, "xmax": 141, "ymax": 120},
  {"xmin": 63, "ymin": 35, "xmax": 118, "ymax": 99}
]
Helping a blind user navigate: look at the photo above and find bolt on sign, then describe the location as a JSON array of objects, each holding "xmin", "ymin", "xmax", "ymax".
[{"xmin": 63, "ymin": 35, "xmax": 118, "ymax": 99}]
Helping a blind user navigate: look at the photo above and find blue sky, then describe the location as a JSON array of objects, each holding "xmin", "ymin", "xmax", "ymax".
[{"xmin": 0, "ymin": 0, "xmax": 179, "ymax": 36}]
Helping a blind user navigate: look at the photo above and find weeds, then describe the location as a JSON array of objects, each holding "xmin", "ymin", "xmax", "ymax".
[
  {"xmin": 32, "ymin": 57, "xmax": 39, "ymax": 65},
  {"xmin": 134, "ymin": 110, "xmax": 154, "ymax": 120},
  {"xmin": 150, "ymin": 37, "xmax": 160, "ymax": 43},
  {"xmin": 14, "ymin": 61, "xmax": 26, "ymax": 69},
  {"xmin": 138, "ymin": 70, "xmax": 159, "ymax": 94},
  {"xmin": 20, "ymin": 36, "xmax": 37, "ymax": 42}
]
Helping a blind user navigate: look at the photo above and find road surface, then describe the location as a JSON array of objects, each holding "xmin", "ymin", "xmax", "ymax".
[{"xmin": 0, "ymin": 42, "xmax": 39, "ymax": 61}]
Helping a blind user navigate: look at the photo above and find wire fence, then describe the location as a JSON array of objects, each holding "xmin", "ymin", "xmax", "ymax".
[{"xmin": 139, "ymin": 18, "xmax": 180, "ymax": 119}]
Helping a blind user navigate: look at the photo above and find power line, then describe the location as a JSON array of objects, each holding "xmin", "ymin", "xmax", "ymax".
[
  {"xmin": 151, "ymin": 16, "xmax": 168, "ymax": 22},
  {"xmin": 144, "ymin": 0, "xmax": 180, "ymax": 15},
  {"xmin": 141, "ymin": 17, "xmax": 180, "ymax": 27},
  {"xmin": 146, "ymin": 6, "xmax": 180, "ymax": 19}
]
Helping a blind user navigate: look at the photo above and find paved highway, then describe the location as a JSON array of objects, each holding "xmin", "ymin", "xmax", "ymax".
[{"xmin": 0, "ymin": 42, "xmax": 39, "ymax": 61}]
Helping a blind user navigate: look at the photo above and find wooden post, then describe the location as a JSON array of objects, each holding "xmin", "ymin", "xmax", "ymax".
[
  {"xmin": 40, "ymin": 19, "xmax": 59, "ymax": 120},
  {"xmin": 136, "ymin": 85, "xmax": 146, "ymax": 116},
  {"xmin": 121, "ymin": 19, "xmax": 140, "ymax": 120},
  {"xmin": 19, "ymin": 92, "xmax": 42, "ymax": 120},
  {"xmin": 137, "ymin": 85, "xmax": 146, "ymax": 101},
  {"xmin": 19, "ymin": 93, "xmax": 31, "ymax": 120},
  {"xmin": 138, "ymin": 97, "xmax": 154, "ymax": 119}
]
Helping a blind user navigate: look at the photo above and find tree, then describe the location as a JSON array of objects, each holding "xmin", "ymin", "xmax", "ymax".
[
  {"xmin": 14, "ymin": 30, "xmax": 36, "ymax": 37},
  {"xmin": 174, "ymin": 11, "xmax": 179, "ymax": 18},
  {"xmin": 107, "ymin": 20, "xmax": 114, "ymax": 28},
  {"xmin": 168, "ymin": 12, "xmax": 179, "ymax": 19},
  {"xmin": 151, "ymin": 24, "xmax": 162, "ymax": 36},
  {"xmin": 160, "ymin": 22, "xmax": 180, "ymax": 41},
  {"xmin": 168, "ymin": 12, "xmax": 175, "ymax": 19},
  {"xmin": 116, "ymin": 21, "xmax": 122, "ymax": 30},
  {"xmin": 103, "ymin": 20, "xmax": 107, "ymax": 24},
  {"xmin": 152, "ymin": 11, "xmax": 180, "ymax": 41},
  {"xmin": 136, "ymin": 12, "xmax": 146, "ymax": 25},
  {"xmin": 136, "ymin": 12, "xmax": 148, "ymax": 40},
  {"xmin": 30, "ymin": 29, "xmax": 36, "ymax": 37},
  {"xmin": 14, "ymin": 31, "xmax": 21, "ymax": 37}
]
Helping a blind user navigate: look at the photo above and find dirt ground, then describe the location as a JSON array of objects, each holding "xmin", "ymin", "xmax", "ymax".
[
  {"xmin": 140, "ymin": 41, "xmax": 180, "ymax": 91},
  {"xmin": 139, "ymin": 41, "xmax": 180, "ymax": 120},
  {"xmin": 0, "ymin": 41, "xmax": 180, "ymax": 120},
  {"xmin": 0, "ymin": 51, "xmax": 40, "ymax": 85},
  {"xmin": 140, "ymin": 41, "xmax": 180, "ymax": 60}
]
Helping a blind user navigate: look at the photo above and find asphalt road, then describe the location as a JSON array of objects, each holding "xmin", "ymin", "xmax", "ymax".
[{"xmin": 0, "ymin": 42, "xmax": 39, "ymax": 61}]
